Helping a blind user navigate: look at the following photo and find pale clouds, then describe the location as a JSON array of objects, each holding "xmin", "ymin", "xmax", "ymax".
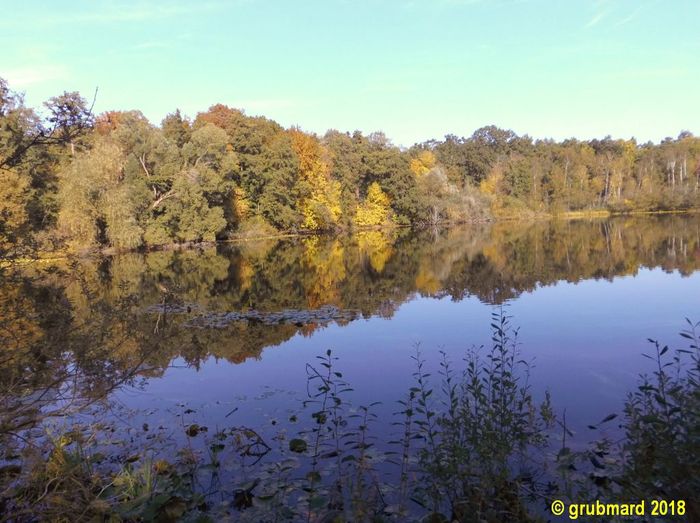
[
  {"xmin": 614, "ymin": 0, "xmax": 657, "ymax": 27},
  {"xmin": 5, "ymin": 1, "xmax": 230, "ymax": 28},
  {"xmin": 3, "ymin": 65, "xmax": 67, "ymax": 87},
  {"xmin": 585, "ymin": 9, "xmax": 609, "ymax": 28},
  {"xmin": 585, "ymin": 0, "xmax": 659, "ymax": 29},
  {"xmin": 403, "ymin": 0, "xmax": 526, "ymax": 8},
  {"xmin": 70, "ymin": 2, "xmax": 223, "ymax": 23}
]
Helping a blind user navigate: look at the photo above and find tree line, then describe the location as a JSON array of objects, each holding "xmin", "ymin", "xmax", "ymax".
[{"xmin": 1, "ymin": 77, "xmax": 699, "ymax": 254}]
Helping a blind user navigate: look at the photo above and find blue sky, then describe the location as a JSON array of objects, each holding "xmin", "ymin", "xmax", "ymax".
[{"xmin": 2, "ymin": 0, "xmax": 698, "ymax": 146}]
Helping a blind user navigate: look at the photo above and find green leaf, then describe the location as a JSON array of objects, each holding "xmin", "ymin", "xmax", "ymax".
[{"xmin": 289, "ymin": 438, "xmax": 308, "ymax": 453}]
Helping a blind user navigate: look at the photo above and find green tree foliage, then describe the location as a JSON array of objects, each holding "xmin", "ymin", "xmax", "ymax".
[
  {"xmin": 146, "ymin": 173, "xmax": 226, "ymax": 244},
  {"xmin": 1, "ymin": 76, "xmax": 699, "ymax": 254},
  {"xmin": 161, "ymin": 109, "xmax": 192, "ymax": 148},
  {"xmin": 254, "ymin": 133, "xmax": 302, "ymax": 230},
  {"xmin": 323, "ymin": 130, "xmax": 363, "ymax": 227},
  {"xmin": 0, "ymin": 169, "xmax": 30, "ymax": 251},
  {"xmin": 141, "ymin": 122, "xmax": 234, "ymax": 245},
  {"xmin": 56, "ymin": 139, "xmax": 145, "ymax": 251},
  {"xmin": 431, "ymin": 128, "xmax": 700, "ymax": 218},
  {"xmin": 0, "ymin": 81, "xmax": 45, "ymax": 252},
  {"xmin": 44, "ymin": 91, "xmax": 94, "ymax": 156},
  {"xmin": 0, "ymin": 79, "xmax": 39, "ymax": 171}
]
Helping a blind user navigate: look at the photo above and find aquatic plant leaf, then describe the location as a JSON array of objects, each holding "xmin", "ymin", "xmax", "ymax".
[{"xmin": 289, "ymin": 438, "xmax": 308, "ymax": 453}]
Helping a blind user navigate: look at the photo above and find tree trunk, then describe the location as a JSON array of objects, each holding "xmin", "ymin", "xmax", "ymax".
[
  {"xmin": 604, "ymin": 169, "xmax": 610, "ymax": 202},
  {"xmin": 668, "ymin": 160, "xmax": 676, "ymax": 190}
]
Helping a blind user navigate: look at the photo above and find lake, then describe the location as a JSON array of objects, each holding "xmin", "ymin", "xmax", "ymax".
[{"xmin": 2, "ymin": 214, "xmax": 699, "ymax": 518}]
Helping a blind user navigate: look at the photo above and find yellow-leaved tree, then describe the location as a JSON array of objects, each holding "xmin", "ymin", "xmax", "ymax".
[
  {"xmin": 355, "ymin": 182, "xmax": 392, "ymax": 227},
  {"xmin": 290, "ymin": 130, "xmax": 342, "ymax": 230},
  {"xmin": 230, "ymin": 186, "xmax": 251, "ymax": 226},
  {"xmin": 410, "ymin": 150, "xmax": 437, "ymax": 177}
]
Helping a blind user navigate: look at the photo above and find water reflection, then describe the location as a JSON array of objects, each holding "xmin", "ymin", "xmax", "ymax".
[
  {"xmin": 3, "ymin": 215, "xmax": 700, "ymax": 521},
  {"xmin": 2, "ymin": 214, "xmax": 700, "ymax": 437}
]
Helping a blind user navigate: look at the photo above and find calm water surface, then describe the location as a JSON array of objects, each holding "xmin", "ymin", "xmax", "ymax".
[
  {"xmin": 5, "ymin": 215, "xmax": 700, "ymax": 445},
  {"xmin": 117, "ymin": 216, "xmax": 700, "ymax": 442}
]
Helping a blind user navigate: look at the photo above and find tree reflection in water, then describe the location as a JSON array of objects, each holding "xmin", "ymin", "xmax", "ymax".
[{"xmin": 1, "ymin": 215, "xmax": 699, "ymax": 520}]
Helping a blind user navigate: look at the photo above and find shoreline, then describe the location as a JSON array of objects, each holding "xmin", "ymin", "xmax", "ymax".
[
  {"xmin": 2, "ymin": 207, "xmax": 698, "ymax": 265},
  {"xmin": 492, "ymin": 207, "xmax": 700, "ymax": 222}
]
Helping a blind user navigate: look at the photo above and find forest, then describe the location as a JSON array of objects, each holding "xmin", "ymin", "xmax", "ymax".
[
  {"xmin": 3, "ymin": 76, "xmax": 700, "ymax": 521},
  {"xmin": 1, "ymin": 77, "xmax": 700, "ymax": 256}
]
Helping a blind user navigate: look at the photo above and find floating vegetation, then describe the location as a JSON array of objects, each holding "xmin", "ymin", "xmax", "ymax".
[
  {"xmin": 143, "ymin": 302, "xmax": 202, "ymax": 315},
  {"xmin": 3, "ymin": 312, "xmax": 697, "ymax": 521},
  {"xmin": 144, "ymin": 303, "xmax": 361, "ymax": 328},
  {"xmin": 3, "ymin": 218, "xmax": 700, "ymax": 521}
]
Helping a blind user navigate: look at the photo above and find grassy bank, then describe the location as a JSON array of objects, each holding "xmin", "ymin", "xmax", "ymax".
[{"xmin": 555, "ymin": 207, "xmax": 700, "ymax": 220}]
